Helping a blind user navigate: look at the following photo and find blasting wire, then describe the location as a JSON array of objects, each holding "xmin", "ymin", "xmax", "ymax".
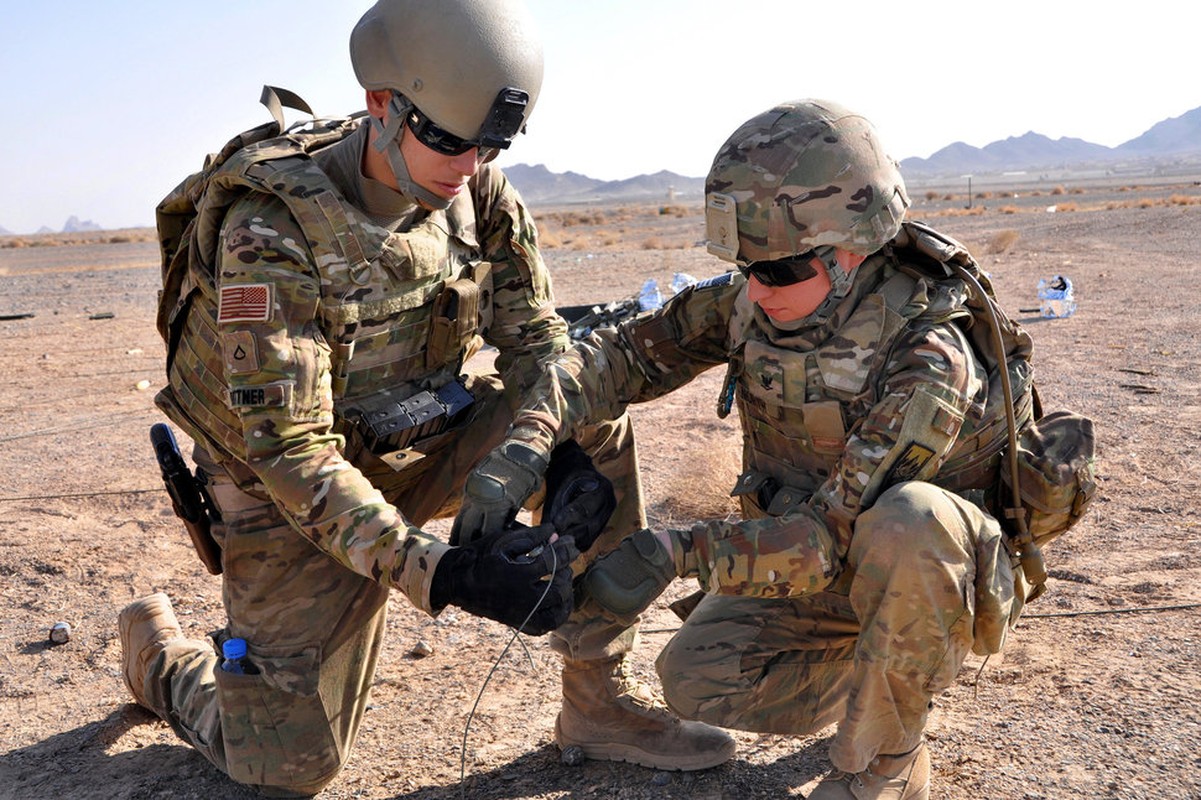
[
  {"xmin": 0, "ymin": 488, "xmax": 160, "ymax": 502},
  {"xmin": 459, "ymin": 542, "xmax": 558, "ymax": 798},
  {"xmin": 0, "ymin": 407, "xmax": 158, "ymax": 443}
]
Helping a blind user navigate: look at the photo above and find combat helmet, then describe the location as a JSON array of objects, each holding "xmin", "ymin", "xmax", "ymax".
[
  {"xmin": 705, "ymin": 99, "xmax": 909, "ymax": 265},
  {"xmin": 350, "ymin": 0, "xmax": 544, "ymax": 208}
]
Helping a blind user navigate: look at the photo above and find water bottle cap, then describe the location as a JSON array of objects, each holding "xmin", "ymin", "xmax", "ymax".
[{"xmin": 222, "ymin": 637, "xmax": 248, "ymax": 660}]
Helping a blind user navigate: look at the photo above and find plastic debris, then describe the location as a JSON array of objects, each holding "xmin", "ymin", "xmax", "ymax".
[{"xmin": 1037, "ymin": 275, "xmax": 1077, "ymax": 318}]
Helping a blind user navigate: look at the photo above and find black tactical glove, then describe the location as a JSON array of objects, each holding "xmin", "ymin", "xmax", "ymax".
[
  {"xmin": 452, "ymin": 441, "xmax": 548, "ymax": 546},
  {"xmin": 431, "ymin": 523, "xmax": 578, "ymax": 635},
  {"xmin": 544, "ymin": 439, "xmax": 617, "ymax": 554},
  {"xmin": 579, "ymin": 527, "xmax": 681, "ymax": 626}
]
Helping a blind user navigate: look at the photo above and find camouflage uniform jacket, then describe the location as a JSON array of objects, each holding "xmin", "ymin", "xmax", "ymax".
[
  {"xmin": 156, "ymin": 122, "xmax": 568, "ymax": 611},
  {"xmin": 507, "ymin": 246, "xmax": 1028, "ymax": 598}
]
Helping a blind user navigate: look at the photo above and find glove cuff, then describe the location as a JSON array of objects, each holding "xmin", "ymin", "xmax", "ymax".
[{"xmin": 497, "ymin": 440, "xmax": 550, "ymax": 476}]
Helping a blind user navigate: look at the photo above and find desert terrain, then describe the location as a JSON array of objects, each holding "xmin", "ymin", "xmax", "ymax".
[{"xmin": 1, "ymin": 179, "xmax": 1200, "ymax": 799}]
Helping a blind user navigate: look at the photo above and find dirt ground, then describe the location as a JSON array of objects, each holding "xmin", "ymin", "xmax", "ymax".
[{"xmin": 1, "ymin": 182, "xmax": 1199, "ymax": 800}]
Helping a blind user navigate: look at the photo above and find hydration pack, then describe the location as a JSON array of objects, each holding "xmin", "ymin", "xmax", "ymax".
[
  {"xmin": 153, "ymin": 86, "xmax": 366, "ymax": 367},
  {"xmin": 891, "ymin": 220, "xmax": 1097, "ymax": 599}
]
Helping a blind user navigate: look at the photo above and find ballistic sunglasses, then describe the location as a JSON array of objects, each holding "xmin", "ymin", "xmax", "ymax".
[
  {"xmin": 737, "ymin": 251, "xmax": 823, "ymax": 287},
  {"xmin": 405, "ymin": 87, "xmax": 530, "ymax": 157}
]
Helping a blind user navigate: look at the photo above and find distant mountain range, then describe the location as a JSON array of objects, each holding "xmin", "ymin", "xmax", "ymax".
[
  {"xmin": 0, "ymin": 215, "xmax": 102, "ymax": 236},
  {"xmin": 899, "ymin": 105, "xmax": 1201, "ymax": 178},
  {"xmin": 502, "ymin": 164, "xmax": 705, "ymax": 206},
  {"xmin": 505, "ymin": 104, "xmax": 1201, "ymax": 203},
  {"xmin": 4, "ymin": 106, "xmax": 1197, "ymax": 233}
]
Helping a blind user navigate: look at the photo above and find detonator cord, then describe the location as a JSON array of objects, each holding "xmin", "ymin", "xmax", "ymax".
[{"xmin": 459, "ymin": 542, "xmax": 558, "ymax": 798}]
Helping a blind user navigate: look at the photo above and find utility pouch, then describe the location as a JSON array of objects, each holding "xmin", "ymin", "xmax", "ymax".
[
  {"xmin": 426, "ymin": 278, "xmax": 481, "ymax": 370},
  {"xmin": 1000, "ymin": 410, "xmax": 1097, "ymax": 550},
  {"xmin": 348, "ymin": 380, "xmax": 475, "ymax": 455}
]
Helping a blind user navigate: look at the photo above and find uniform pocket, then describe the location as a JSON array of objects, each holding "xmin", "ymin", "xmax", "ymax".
[{"xmin": 214, "ymin": 643, "xmax": 340, "ymax": 790}]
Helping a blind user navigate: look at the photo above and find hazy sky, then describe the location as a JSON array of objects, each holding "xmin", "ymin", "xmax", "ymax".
[{"xmin": 1, "ymin": 1, "xmax": 1195, "ymax": 233}]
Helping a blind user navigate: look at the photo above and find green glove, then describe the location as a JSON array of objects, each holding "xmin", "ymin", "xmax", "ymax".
[
  {"xmin": 580, "ymin": 527, "xmax": 690, "ymax": 624},
  {"xmin": 452, "ymin": 441, "xmax": 548, "ymax": 545}
]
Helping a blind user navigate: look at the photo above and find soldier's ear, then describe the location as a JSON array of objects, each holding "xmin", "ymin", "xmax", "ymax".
[{"xmin": 365, "ymin": 89, "xmax": 391, "ymax": 120}]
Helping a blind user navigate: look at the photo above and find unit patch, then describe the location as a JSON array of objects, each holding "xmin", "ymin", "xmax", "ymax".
[
  {"xmin": 885, "ymin": 443, "xmax": 937, "ymax": 485},
  {"xmin": 218, "ymin": 283, "xmax": 272, "ymax": 323}
]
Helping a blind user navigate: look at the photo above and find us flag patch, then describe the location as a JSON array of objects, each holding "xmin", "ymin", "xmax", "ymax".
[{"xmin": 218, "ymin": 283, "xmax": 272, "ymax": 323}]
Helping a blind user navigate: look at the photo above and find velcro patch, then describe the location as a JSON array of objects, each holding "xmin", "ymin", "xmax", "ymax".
[
  {"xmin": 222, "ymin": 330, "xmax": 261, "ymax": 375},
  {"xmin": 218, "ymin": 283, "xmax": 272, "ymax": 323},
  {"xmin": 885, "ymin": 443, "xmax": 936, "ymax": 485},
  {"xmin": 228, "ymin": 381, "xmax": 292, "ymax": 410}
]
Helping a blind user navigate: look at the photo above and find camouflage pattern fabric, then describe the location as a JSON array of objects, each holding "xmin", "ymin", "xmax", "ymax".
[
  {"xmin": 147, "ymin": 123, "xmax": 645, "ymax": 794},
  {"xmin": 705, "ymin": 99, "xmax": 909, "ymax": 262},
  {"xmin": 507, "ymin": 253, "xmax": 1021, "ymax": 597},
  {"xmin": 656, "ymin": 482, "xmax": 1016, "ymax": 774},
  {"xmin": 497, "ymin": 229, "xmax": 1028, "ymax": 767}
]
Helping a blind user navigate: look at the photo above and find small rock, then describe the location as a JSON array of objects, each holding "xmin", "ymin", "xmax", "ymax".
[
  {"xmin": 49, "ymin": 621, "xmax": 71, "ymax": 645},
  {"xmin": 410, "ymin": 640, "xmax": 434, "ymax": 658},
  {"xmin": 561, "ymin": 745, "xmax": 586, "ymax": 766}
]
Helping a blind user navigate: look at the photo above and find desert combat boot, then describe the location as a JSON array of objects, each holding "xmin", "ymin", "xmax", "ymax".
[
  {"xmin": 556, "ymin": 655, "xmax": 736, "ymax": 771},
  {"xmin": 808, "ymin": 741, "xmax": 930, "ymax": 800},
  {"xmin": 118, "ymin": 592, "xmax": 185, "ymax": 711}
]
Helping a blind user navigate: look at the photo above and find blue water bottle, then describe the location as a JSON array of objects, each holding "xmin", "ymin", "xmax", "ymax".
[{"xmin": 221, "ymin": 637, "xmax": 257, "ymax": 674}]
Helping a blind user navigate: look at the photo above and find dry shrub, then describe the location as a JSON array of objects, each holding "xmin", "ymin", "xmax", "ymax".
[
  {"xmin": 1070, "ymin": 187, "xmax": 1085, "ymax": 195},
  {"xmin": 537, "ymin": 227, "xmax": 564, "ymax": 248},
  {"xmin": 998, "ymin": 205, "xmax": 1020, "ymax": 215},
  {"xmin": 942, "ymin": 193, "xmax": 955, "ymax": 201},
  {"xmin": 924, "ymin": 190, "xmax": 940, "ymax": 202},
  {"xmin": 1137, "ymin": 198, "xmax": 1156, "ymax": 209},
  {"xmin": 986, "ymin": 229, "xmax": 1021, "ymax": 254},
  {"xmin": 641, "ymin": 237, "xmax": 664, "ymax": 250},
  {"xmin": 657, "ymin": 441, "xmax": 742, "ymax": 522},
  {"xmin": 1050, "ymin": 186, "xmax": 1066, "ymax": 196},
  {"xmin": 1056, "ymin": 202, "xmax": 1079, "ymax": 212},
  {"xmin": 1169, "ymin": 194, "xmax": 1200, "ymax": 206}
]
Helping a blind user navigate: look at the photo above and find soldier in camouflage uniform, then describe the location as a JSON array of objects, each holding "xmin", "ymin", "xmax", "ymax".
[
  {"xmin": 457, "ymin": 100, "xmax": 1036, "ymax": 799},
  {"xmin": 117, "ymin": 0, "xmax": 732, "ymax": 795}
]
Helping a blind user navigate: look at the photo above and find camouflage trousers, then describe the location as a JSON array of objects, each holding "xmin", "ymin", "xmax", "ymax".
[
  {"xmin": 656, "ymin": 481, "xmax": 1018, "ymax": 774},
  {"xmin": 142, "ymin": 370, "xmax": 645, "ymax": 796}
]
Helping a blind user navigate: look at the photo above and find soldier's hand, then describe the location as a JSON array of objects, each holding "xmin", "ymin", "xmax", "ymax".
[
  {"xmin": 431, "ymin": 522, "xmax": 579, "ymax": 635},
  {"xmin": 544, "ymin": 440, "xmax": 617, "ymax": 553},
  {"xmin": 452, "ymin": 441, "xmax": 548, "ymax": 545},
  {"xmin": 579, "ymin": 527, "xmax": 683, "ymax": 625}
]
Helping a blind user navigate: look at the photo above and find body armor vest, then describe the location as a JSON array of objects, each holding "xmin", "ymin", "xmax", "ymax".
[
  {"xmin": 155, "ymin": 120, "xmax": 491, "ymax": 464},
  {"xmin": 728, "ymin": 257, "xmax": 1033, "ymax": 520}
]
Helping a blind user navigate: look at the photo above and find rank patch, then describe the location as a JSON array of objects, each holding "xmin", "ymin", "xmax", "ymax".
[
  {"xmin": 219, "ymin": 283, "xmax": 272, "ymax": 323},
  {"xmin": 222, "ymin": 330, "xmax": 261, "ymax": 375}
]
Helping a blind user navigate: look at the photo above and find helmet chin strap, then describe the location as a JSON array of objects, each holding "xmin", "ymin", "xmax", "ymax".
[
  {"xmin": 776, "ymin": 246, "xmax": 858, "ymax": 330},
  {"xmin": 369, "ymin": 92, "xmax": 454, "ymax": 211}
]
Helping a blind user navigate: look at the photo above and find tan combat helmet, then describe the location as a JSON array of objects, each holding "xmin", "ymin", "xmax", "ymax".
[
  {"xmin": 705, "ymin": 99, "xmax": 909, "ymax": 265},
  {"xmin": 350, "ymin": 0, "xmax": 544, "ymax": 209}
]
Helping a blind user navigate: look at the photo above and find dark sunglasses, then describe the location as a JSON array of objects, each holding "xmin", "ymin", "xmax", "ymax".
[
  {"xmin": 737, "ymin": 251, "xmax": 820, "ymax": 287},
  {"xmin": 404, "ymin": 87, "xmax": 530, "ymax": 158}
]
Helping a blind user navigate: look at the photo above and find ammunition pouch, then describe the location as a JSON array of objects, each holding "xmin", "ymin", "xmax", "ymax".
[
  {"xmin": 426, "ymin": 277, "xmax": 482, "ymax": 370},
  {"xmin": 345, "ymin": 379, "xmax": 475, "ymax": 455}
]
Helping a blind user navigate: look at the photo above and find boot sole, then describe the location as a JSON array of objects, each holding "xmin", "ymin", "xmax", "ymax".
[{"xmin": 554, "ymin": 716, "xmax": 735, "ymax": 772}]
